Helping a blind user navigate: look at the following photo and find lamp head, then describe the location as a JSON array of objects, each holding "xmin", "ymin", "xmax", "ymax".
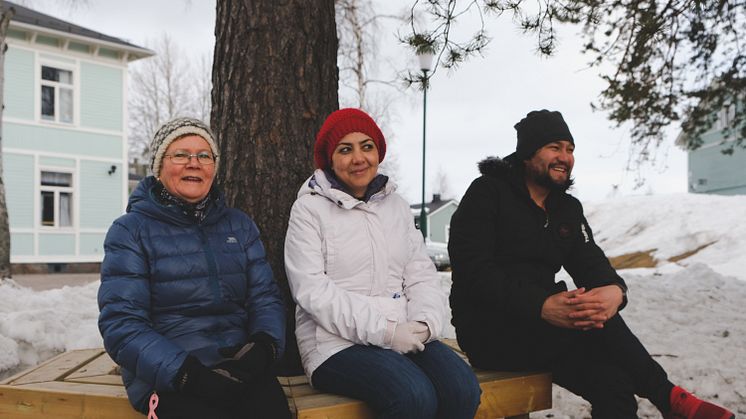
[{"xmin": 417, "ymin": 51, "xmax": 434, "ymax": 72}]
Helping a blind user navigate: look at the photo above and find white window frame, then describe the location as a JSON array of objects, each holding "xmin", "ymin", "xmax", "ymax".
[
  {"xmin": 37, "ymin": 59, "xmax": 78, "ymax": 125},
  {"xmin": 39, "ymin": 169, "xmax": 75, "ymax": 230}
]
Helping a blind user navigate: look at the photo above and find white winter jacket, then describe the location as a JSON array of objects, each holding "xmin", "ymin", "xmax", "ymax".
[{"xmin": 284, "ymin": 170, "xmax": 448, "ymax": 380}]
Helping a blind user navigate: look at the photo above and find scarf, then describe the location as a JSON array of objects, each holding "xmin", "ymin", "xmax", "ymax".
[{"xmin": 153, "ymin": 181, "xmax": 213, "ymax": 223}]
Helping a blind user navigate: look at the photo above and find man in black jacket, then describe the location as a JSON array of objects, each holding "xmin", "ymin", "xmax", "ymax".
[{"xmin": 448, "ymin": 110, "xmax": 733, "ymax": 419}]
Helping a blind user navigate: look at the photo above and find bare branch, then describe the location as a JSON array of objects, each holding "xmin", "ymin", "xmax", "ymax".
[{"xmin": 128, "ymin": 34, "xmax": 209, "ymax": 162}]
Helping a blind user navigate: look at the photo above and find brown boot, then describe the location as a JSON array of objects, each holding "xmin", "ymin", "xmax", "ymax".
[{"xmin": 666, "ymin": 386, "xmax": 735, "ymax": 419}]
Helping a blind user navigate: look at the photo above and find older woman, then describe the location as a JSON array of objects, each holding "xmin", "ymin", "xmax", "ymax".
[
  {"xmin": 98, "ymin": 118, "xmax": 290, "ymax": 418},
  {"xmin": 284, "ymin": 108, "xmax": 481, "ymax": 418}
]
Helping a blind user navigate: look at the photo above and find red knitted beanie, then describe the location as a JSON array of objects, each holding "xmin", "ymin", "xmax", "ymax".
[{"xmin": 314, "ymin": 108, "xmax": 386, "ymax": 169}]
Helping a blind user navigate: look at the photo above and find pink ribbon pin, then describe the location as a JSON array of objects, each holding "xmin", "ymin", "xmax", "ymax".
[{"xmin": 147, "ymin": 392, "xmax": 159, "ymax": 419}]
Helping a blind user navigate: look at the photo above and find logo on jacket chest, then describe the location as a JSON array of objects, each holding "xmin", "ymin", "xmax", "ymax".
[
  {"xmin": 557, "ymin": 223, "xmax": 573, "ymax": 239},
  {"xmin": 226, "ymin": 236, "xmax": 238, "ymax": 244}
]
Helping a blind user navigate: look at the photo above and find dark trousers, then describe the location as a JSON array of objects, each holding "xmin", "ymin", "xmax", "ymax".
[
  {"xmin": 312, "ymin": 341, "xmax": 482, "ymax": 419},
  {"xmin": 152, "ymin": 374, "xmax": 291, "ymax": 419},
  {"xmin": 472, "ymin": 314, "xmax": 673, "ymax": 419},
  {"xmin": 551, "ymin": 315, "xmax": 673, "ymax": 418}
]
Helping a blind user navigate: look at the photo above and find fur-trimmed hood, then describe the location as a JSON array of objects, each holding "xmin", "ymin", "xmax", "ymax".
[
  {"xmin": 476, "ymin": 155, "xmax": 536, "ymax": 203},
  {"xmin": 477, "ymin": 156, "xmax": 521, "ymax": 179}
]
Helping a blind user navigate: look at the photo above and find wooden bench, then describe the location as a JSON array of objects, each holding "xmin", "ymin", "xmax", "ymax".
[{"xmin": 0, "ymin": 340, "xmax": 551, "ymax": 418}]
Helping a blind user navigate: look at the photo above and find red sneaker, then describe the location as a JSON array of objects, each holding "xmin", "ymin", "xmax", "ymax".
[{"xmin": 666, "ymin": 386, "xmax": 735, "ymax": 419}]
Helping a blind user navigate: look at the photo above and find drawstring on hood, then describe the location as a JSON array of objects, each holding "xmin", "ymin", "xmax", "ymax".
[
  {"xmin": 301, "ymin": 169, "xmax": 395, "ymax": 210},
  {"xmin": 320, "ymin": 169, "xmax": 389, "ymax": 203}
]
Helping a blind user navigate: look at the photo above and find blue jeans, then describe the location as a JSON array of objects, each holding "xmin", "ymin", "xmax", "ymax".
[{"xmin": 312, "ymin": 341, "xmax": 481, "ymax": 419}]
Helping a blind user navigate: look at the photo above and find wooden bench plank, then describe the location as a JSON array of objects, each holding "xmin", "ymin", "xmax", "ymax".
[
  {"xmin": 0, "ymin": 383, "xmax": 143, "ymax": 419},
  {"xmin": 475, "ymin": 369, "xmax": 545, "ymax": 381},
  {"xmin": 66, "ymin": 353, "xmax": 119, "ymax": 380},
  {"xmin": 285, "ymin": 375, "xmax": 310, "ymax": 385},
  {"xmin": 286, "ymin": 383, "xmax": 323, "ymax": 398},
  {"xmin": 64, "ymin": 374, "xmax": 126, "ymax": 386},
  {"xmin": 1, "ymin": 347, "xmax": 551, "ymax": 419},
  {"xmin": 293, "ymin": 392, "xmax": 374, "ymax": 419},
  {"xmin": 442, "ymin": 338, "xmax": 466, "ymax": 354},
  {"xmin": 11, "ymin": 381, "xmax": 130, "ymax": 398},
  {"xmin": 477, "ymin": 372, "xmax": 552, "ymax": 418},
  {"xmin": 4, "ymin": 349, "xmax": 105, "ymax": 386}
]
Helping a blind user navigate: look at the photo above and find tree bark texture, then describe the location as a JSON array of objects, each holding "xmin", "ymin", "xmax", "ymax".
[
  {"xmin": 0, "ymin": 4, "xmax": 15, "ymax": 279},
  {"xmin": 212, "ymin": 0, "xmax": 339, "ymax": 371}
]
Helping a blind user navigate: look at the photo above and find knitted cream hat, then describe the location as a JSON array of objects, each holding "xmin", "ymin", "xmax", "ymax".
[{"xmin": 149, "ymin": 117, "xmax": 219, "ymax": 177}]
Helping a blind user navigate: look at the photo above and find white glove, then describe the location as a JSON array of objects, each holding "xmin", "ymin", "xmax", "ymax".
[
  {"xmin": 413, "ymin": 321, "xmax": 431, "ymax": 343},
  {"xmin": 386, "ymin": 321, "xmax": 427, "ymax": 354}
]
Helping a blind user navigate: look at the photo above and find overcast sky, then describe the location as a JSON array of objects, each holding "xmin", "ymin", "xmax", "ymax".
[{"xmin": 28, "ymin": 0, "xmax": 688, "ymax": 203}]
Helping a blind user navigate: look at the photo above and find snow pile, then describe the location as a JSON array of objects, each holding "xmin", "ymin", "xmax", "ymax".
[
  {"xmin": 585, "ymin": 193, "xmax": 746, "ymax": 281},
  {"xmin": 0, "ymin": 280, "xmax": 102, "ymax": 378}
]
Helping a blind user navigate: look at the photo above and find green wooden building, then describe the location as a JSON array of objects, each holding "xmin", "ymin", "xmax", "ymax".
[
  {"xmin": 2, "ymin": 1, "xmax": 152, "ymax": 269},
  {"xmin": 676, "ymin": 104, "xmax": 746, "ymax": 195},
  {"xmin": 411, "ymin": 194, "xmax": 459, "ymax": 244}
]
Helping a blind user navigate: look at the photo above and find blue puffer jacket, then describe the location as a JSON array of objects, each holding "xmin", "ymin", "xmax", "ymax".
[{"xmin": 98, "ymin": 176, "xmax": 285, "ymax": 412}]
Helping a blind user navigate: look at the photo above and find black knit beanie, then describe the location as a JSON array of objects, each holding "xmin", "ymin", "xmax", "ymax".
[{"xmin": 512, "ymin": 110, "xmax": 574, "ymax": 160}]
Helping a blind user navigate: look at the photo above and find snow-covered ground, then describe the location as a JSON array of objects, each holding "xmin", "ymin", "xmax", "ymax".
[{"xmin": 1, "ymin": 193, "xmax": 745, "ymax": 417}]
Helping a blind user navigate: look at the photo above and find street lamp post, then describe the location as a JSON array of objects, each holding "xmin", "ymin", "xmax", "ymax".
[{"xmin": 417, "ymin": 51, "xmax": 434, "ymax": 241}]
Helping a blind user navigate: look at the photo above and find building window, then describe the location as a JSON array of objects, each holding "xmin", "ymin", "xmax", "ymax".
[
  {"xmin": 40, "ymin": 171, "xmax": 73, "ymax": 228},
  {"xmin": 715, "ymin": 104, "xmax": 736, "ymax": 131},
  {"xmin": 40, "ymin": 65, "xmax": 74, "ymax": 123}
]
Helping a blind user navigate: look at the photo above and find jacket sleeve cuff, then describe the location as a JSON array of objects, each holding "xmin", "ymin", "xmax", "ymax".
[
  {"xmin": 416, "ymin": 317, "xmax": 438, "ymax": 343},
  {"xmin": 382, "ymin": 320, "xmax": 398, "ymax": 348},
  {"xmin": 174, "ymin": 355, "xmax": 199, "ymax": 392},
  {"xmin": 528, "ymin": 289, "xmax": 556, "ymax": 322}
]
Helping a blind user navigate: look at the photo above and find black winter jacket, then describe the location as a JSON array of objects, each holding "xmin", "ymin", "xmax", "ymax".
[{"xmin": 448, "ymin": 157, "xmax": 626, "ymax": 366}]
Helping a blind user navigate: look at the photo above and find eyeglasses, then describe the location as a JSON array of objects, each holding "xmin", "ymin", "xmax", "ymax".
[{"xmin": 165, "ymin": 152, "xmax": 218, "ymax": 165}]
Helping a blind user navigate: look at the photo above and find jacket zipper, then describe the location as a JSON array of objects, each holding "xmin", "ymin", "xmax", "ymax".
[
  {"xmin": 364, "ymin": 211, "xmax": 376, "ymax": 295},
  {"xmin": 198, "ymin": 226, "xmax": 228, "ymax": 347}
]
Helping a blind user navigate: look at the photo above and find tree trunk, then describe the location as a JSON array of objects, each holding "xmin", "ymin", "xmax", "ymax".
[
  {"xmin": 212, "ymin": 0, "xmax": 339, "ymax": 373},
  {"xmin": 0, "ymin": 4, "xmax": 15, "ymax": 279}
]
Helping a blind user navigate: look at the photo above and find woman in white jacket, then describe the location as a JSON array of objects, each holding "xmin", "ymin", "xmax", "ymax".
[{"xmin": 284, "ymin": 108, "xmax": 481, "ymax": 418}]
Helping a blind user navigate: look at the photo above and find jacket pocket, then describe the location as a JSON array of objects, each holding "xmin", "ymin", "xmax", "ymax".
[{"xmin": 370, "ymin": 296, "xmax": 408, "ymax": 323}]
